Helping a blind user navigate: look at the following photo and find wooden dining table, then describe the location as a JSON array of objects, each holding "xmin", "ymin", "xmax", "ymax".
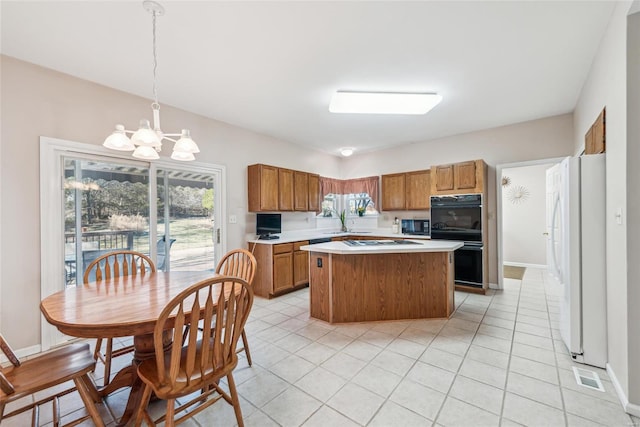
[{"xmin": 40, "ymin": 270, "xmax": 221, "ymax": 426}]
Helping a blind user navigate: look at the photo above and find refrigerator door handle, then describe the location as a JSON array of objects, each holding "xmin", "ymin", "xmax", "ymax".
[{"xmin": 550, "ymin": 193, "xmax": 563, "ymax": 281}]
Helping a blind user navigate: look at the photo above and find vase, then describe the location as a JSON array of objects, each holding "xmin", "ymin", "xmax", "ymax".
[
  {"xmin": 341, "ymin": 224, "xmax": 348, "ymax": 232},
  {"xmin": 357, "ymin": 211, "xmax": 364, "ymax": 217}
]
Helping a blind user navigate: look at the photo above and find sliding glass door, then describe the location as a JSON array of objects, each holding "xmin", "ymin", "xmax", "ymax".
[
  {"xmin": 41, "ymin": 137, "xmax": 226, "ymax": 349},
  {"xmin": 63, "ymin": 158, "xmax": 150, "ymax": 287},
  {"xmin": 156, "ymin": 168, "xmax": 217, "ymax": 272}
]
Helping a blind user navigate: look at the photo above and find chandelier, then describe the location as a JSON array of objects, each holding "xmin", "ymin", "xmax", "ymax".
[{"xmin": 103, "ymin": 1, "xmax": 199, "ymax": 161}]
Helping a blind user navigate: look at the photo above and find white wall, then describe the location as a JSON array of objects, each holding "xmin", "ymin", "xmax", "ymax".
[
  {"xmin": 343, "ymin": 114, "xmax": 575, "ymax": 285},
  {"xmin": 0, "ymin": 55, "xmax": 342, "ymax": 349},
  {"xmin": 626, "ymin": 6, "xmax": 640, "ymax": 409},
  {"xmin": 572, "ymin": 0, "xmax": 637, "ymax": 412},
  {"xmin": 501, "ymin": 164, "xmax": 551, "ymax": 267}
]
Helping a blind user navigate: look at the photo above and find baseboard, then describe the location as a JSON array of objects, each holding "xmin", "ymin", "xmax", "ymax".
[
  {"xmin": 488, "ymin": 282, "xmax": 500, "ymax": 290},
  {"xmin": 0, "ymin": 343, "xmax": 41, "ymax": 364},
  {"xmin": 503, "ymin": 262, "xmax": 546, "ymax": 269},
  {"xmin": 607, "ymin": 363, "xmax": 640, "ymax": 417}
]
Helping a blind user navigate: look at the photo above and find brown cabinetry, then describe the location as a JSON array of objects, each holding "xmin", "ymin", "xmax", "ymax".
[
  {"xmin": 585, "ymin": 108, "xmax": 606, "ymax": 154},
  {"xmin": 293, "ymin": 241, "xmax": 310, "ymax": 286},
  {"xmin": 294, "ymin": 171, "xmax": 309, "ymax": 211},
  {"xmin": 381, "ymin": 173, "xmax": 406, "ymax": 210},
  {"xmin": 405, "ymin": 170, "xmax": 431, "ymax": 210},
  {"xmin": 278, "ymin": 169, "xmax": 294, "ymax": 211},
  {"xmin": 308, "ymin": 174, "xmax": 320, "ymax": 212},
  {"xmin": 250, "ymin": 240, "xmax": 309, "ymax": 297},
  {"xmin": 248, "ymin": 164, "xmax": 319, "ymax": 212},
  {"xmin": 431, "ymin": 160, "xmax": 486, "ymax": 195},
  {"xmin": 381, "ymin": 169, "xmax": 431, "ymax": 211},
  {"xmin": 248, "ymin": 164, "xmax": 279, "ymax": 212}
]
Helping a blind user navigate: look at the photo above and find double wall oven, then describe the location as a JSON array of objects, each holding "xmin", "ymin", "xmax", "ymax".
[{"xmin": 430, "ymin": 194, "xmax": 483, "ymax": 288}]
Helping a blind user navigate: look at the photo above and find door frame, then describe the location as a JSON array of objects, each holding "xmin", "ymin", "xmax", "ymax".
[
  {"xmin": 39, "ymin": 136, "xmax": 226, "ymax": 350},
  {"xmin": 495, "ymin": 157, "xmax": 565, "ymax": 289}
]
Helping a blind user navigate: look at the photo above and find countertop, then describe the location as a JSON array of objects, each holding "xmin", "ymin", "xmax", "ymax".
[
  {"xmin": 299, "ymin": 239, "xmax": 463, "ymax": 255},
  {"xmin": 247, "ymin": 229, "xmax": 432, "ymax": 245}
]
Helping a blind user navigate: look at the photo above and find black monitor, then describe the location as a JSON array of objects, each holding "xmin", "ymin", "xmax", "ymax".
[{"xmin": 256, "ymin": 213, "xmax": 281, "ymax": 239}]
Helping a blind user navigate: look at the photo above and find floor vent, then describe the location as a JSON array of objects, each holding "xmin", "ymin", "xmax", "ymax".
[{"xmin": 572, "ymin": 367, "xmax": 605, "ymax": 392}]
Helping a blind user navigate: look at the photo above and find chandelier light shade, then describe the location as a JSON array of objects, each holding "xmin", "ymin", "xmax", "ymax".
[{"xmin": 103, "ymin": 1, "xmax": 199, "ymax": 161}]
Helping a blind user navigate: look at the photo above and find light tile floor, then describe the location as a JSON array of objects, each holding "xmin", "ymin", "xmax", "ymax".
[{"xmin": 6, "ymin": 268, "xmax": 640, "ymax": 426}]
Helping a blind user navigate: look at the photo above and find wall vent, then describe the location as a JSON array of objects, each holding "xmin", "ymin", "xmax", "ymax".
[{"xmin": 572, "ymin": 366, "xmax": 605, "ymax": 392}]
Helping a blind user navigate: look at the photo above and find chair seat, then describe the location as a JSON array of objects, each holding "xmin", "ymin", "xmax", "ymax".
[
  {"xmin": 137, "ymin": 340, "xmax": 238, "ymax": 400},
  {"xmin": 0, "ymin": 343, "xmax": 95, "ymax": 403}
]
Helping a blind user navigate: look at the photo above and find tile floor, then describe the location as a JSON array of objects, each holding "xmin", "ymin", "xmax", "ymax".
[{"xmin": 5, "ymin": 268, "xmax": 640, "ymax": 426}]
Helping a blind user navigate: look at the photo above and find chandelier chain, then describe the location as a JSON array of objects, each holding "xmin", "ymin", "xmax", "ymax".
[{"xmin": 151, "ymin": 9, "xmax": 159, "ymax": 106}]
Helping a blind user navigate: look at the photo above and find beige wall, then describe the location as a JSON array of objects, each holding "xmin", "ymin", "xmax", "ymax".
[
  {"xmin": 0, "ymin": 55, "xmax": 342, "ymax": 349},
  {"xmin": 342, "ymin": 114, "xmax": 575, "ymax": 285}
]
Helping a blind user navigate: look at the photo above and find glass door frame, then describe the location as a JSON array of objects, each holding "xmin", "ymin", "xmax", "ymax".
[{"xmin": 40, "ymin": 136, "xmax": 226, "ymax": 350}]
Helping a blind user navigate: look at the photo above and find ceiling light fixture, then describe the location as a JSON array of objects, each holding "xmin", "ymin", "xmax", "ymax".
[
  {"xmin": 340, "ymin": 148, "xmax": 354, "ymax": 157},
  {"xmin": 329, "ymin": 91, "xmax": 443, "ymax": 115},
  {"xmin": 103, "ymin": 1, "xmax": 199, "ymax": 161}
]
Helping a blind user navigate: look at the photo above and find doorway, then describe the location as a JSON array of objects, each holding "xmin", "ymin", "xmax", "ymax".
[{"xmin": 496, "ymin": 157, "xmax": 564, "ymax": 289}]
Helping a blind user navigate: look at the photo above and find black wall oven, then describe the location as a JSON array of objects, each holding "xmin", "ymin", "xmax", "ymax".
[{"xmin": 431, "ymin": 194, "xmax": 483, "ymax": 287}]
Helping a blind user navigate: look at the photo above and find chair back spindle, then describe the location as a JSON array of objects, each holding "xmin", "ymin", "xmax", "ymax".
[
  {"xmin": 153, "ymin": 276, "xmax": 253, "ymax": 394},
  {"xmin": 83, "ymin": 250, "xmax": 155, "ymax": 284}
]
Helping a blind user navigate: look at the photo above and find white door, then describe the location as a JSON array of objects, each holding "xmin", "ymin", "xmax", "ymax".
[{"xmin": 545, "ymin": 163, "xmax": 563, "ymax": 283}]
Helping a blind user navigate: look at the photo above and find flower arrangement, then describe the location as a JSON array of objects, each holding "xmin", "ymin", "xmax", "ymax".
[
  {"xmin": 356, "ymin": 199, "xmax": 370, "ymax": 216},
  {"xmin": 338, "ymin": 209, "xmax": 347, "ymax": 231}
]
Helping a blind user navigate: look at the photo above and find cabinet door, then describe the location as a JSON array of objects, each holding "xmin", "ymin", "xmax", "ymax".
[
  {"xmin": 278, "ymin": 168, "xmax": 294, "ymax": 211},
  {"xmin": 248, "ymin": 164, "xmax": 278, "ymax": 212},
  {"xmin": 454, "ymin": 161, "xmax": 477, "ymax": 190},
  {"xmin": 405, "ymin": 170, "xmax": 430, "ymax": 210},
  {"xmin": 434, "ymin": 165, "xmax": 455, "ymax": 191},
  {"xmin": 593, "ymin": 109, "xmax": 605, "ymax": 154},
  {"xmin": 273, "ymin": 252, "xmax": 293, "ymax": 293},
  {"xmin": 294, "ymin": 171, "xmax": 309, "ymax": 211},
  {"xmin": 308, "ymin": 174, "xmax": 320, "ymax": 212},
  {"xmin": 293, "ymin": 250, "xmax": 309, "ymax": 286},
  {"xmin": 381, "ymin": 173, "xmax": 406, "ymax": 211}
]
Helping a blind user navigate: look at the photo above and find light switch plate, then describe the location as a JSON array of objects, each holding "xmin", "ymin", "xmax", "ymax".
[
  {"xmin": 615, "ymin": 208, "xmax": 623, "ymax": 225},
  {"xmin": 229, "ymin": 215, "xmax": 237, "ymax": 224}
]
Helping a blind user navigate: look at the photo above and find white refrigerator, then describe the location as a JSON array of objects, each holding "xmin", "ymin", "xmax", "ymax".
[{"xmin": 546, "ymin": 153, "xmax": 607, "ymax": 368}]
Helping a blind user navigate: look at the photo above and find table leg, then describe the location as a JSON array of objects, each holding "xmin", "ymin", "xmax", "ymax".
[{"xmin": 116, "ymin": 331, "xmax": 171, "ymax": 427}]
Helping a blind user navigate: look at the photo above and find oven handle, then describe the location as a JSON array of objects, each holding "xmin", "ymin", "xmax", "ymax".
[{"xmin": 460, "ymin": 244, "xmax": 483, "ymax": 251}]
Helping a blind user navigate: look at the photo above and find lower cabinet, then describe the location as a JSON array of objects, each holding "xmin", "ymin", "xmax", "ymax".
[{"xmin": 250, "ymin": 240, "xmax": 309, "ymax": 298}]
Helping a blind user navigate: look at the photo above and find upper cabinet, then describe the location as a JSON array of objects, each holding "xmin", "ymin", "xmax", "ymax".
[
  {"xmin": 278, "ymin": 168, "xmax": 294, "ymax": 211},
  {"xmin": 308, "ymin": 174, "xmax": 320, "ymax": 212},
  {"xmin": 431, "ymin": 160, "xmax": 486, "ymax": 196},
  {"xmin": 381, "ymin": 173, "xmax": 406, "ymax": 211},
  {"xmin": 406, "ymin": 170, "xmax": 431, "ymax": 210},
  {"xmin": 585, "ymin": 108, "xmax": 606, "ymax": 155},
  {"xmin": 294, "ymin": 171, "xmax": 309, "ymax": 211},
  {"xmin": 248, "ymin": 164, "xmax": 319, "ymax": 212},
  {"xmin": 381, "ymin": 169, "xmax": 430, "ymax": 211},
  {"xmin": 248, "ymin": 164, "xmax": 279, "ymax": 212}
]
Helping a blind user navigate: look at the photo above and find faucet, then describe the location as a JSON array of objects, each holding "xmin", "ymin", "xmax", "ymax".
[{"xmin": 348, "ymin": 219, "xmax": 355, "ymax": 232}]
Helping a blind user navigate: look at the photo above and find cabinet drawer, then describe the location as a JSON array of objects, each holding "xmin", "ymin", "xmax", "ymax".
[
  {"xmin": 273, "ymin": 243, "xmax": 294, "ymax": 254},
  {"xmin": 293, "ymin": 241, "xmax": 309, "ymax": 251}
]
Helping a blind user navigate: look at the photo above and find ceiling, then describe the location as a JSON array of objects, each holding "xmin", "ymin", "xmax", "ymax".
[{"xmin": 1, "ymin": 1, "xmax": 616, "ymax": 157}]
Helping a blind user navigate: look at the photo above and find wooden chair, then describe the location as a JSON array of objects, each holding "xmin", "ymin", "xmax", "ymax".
[
  {"xmin": 83, "ymin": 250, "xmax": 156, "ymax": 387},
  {"xmin": 133, "ymin": 276, "xmax": 254, "ymax": 426},
  {"xmin": 0, "ymin": 334, "xmax": 105, "ymax": 426},
  {"xmin": 215, "ymin": 249, "xmax": 257, "ymax": 366}
]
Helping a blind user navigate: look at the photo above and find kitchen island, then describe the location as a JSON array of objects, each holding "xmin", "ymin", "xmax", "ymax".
[{"xmin": 300, "ymin": 239, "xmax": 463, "ymax": 323}]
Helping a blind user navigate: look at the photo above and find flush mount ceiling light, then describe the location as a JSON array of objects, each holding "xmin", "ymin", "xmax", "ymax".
[
  {"xmin": 103, "ymin": 1, "xmax": 199, "ymax": 161},
  {"xmin": 329, "ymin": 91, "xmax": 443, "ymax": 115},
  {"xmin": 340, "ymin": 148, "xmax": 354, "ymax": 157}
]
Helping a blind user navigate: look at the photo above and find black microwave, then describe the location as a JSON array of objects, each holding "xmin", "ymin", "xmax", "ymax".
[{"xmin": 401, "ymin": 219, "xmax": 430, "ymax": 236}]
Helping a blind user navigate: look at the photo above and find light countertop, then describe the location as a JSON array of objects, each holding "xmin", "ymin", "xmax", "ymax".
[
  {"xmin": 247, "ymin": 229, "xmax": 432, "ymax": 245},
  {"xmin": 299, "ymin": 240, "xmax": 463, "ymax": 255}
]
